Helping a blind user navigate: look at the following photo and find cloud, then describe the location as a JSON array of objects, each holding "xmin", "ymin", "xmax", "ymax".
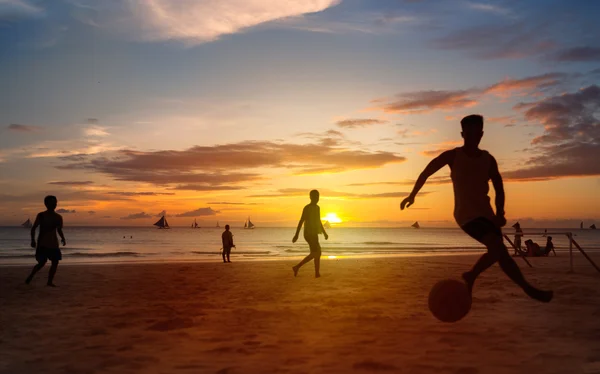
[
  {"xmin": 466, "ymin": 2, "xmax": 512, "ymax": 16},
  {"xmin": 175, "ymin": 207, "xmax": 220, "ymax": 218},
  {"xmin": 48, "ymin": 181, "xmax": 94, "ymax": 186},
  {"xmin": 335, "ymin": 118, "xmax": 388, "ymax": 129},
  {"xmin": 369, "ymin": 72, "xmax": 573, "ymax": 115},
  {"xmin": 551, "ymin": 47, "xmax": 600, "ymax": 62},
  {"xmin": 347, "ymin": 176, "xmax": 451, "ymax": 187},
  {"xmin": 120, "ymin": 212, "xmax": 153, "ymax": 220},
  {"xmin": 88, "ymin": 211, "xmax": 96, "ymax": 214},
  {"xmin": 77, "ymin": 0, "xmax": 341, "ymax": 46},
  {"xmin": 107, "ymin": 191, "xmax": 175, "ymax": 196},
  {"xmin": 84, "ymin": 126, "xmax": 109, "ymax": 137},
  {"xmin": 57, "ymin": 140, "xmax": 406, "ymax": 189},
  {"xmin": 484, "ymin": 73, "xmax": 567, "ymax": 98},
  {"xmin": 169, "ymin": 185, "xmax": 246, "ymax": 191},
  {"xmin": 248, "ymin": 188, "xmax": 430, "ymax": 199},
  {"xmin": 7, "ymin": 124, "xmax": 41, "ymax": 133},
  {"xmin": 0, "ymin": 0, "xmax": 43, "ymax": 21},
  {"xmin": 505, "ymin": 85, "xmax": 600, "ymax": 180},
  {"xmin": 207, "ymin": 202, "xmax": 262, "ymax": 205},
  {"xmin": 433, "ymin": 22, "xmax": 555, "ymax": 60},
  {"xmin": 56, "ymin": 209, "xmax": 76, "ymax": 214},
  {"xmin": 372, "ymin": 89, "xmax": 478, "ymax": 114},
  {"xmin": 420, "ymin": 141, "xmax": 462, "ymax": 157}
]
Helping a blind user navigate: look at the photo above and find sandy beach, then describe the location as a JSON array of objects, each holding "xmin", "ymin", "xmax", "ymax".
[{"xmin": 2, "ymin": 254, "xmax": 600, "ymax": 374}]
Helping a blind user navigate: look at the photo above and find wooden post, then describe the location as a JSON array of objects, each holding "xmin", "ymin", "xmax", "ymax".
[
  {"xmin": 571, "ymin": 238, "xmax": 600, "ymax": 274},
  {"xmin": 569, "ymin": 233, "xmax": 573, "ymax": 273},
  {"xmin": 503, "ymin": 234, "xmax": 532, "ymax": 268}
]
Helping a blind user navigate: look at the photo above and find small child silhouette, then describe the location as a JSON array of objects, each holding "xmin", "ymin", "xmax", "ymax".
[{"xmin": 26, "ymin": 195, "xmax": 66, "ymax": 287}]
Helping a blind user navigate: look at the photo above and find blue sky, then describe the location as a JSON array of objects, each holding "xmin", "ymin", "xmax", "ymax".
[{"xmin": 1, "ymin": 0, "xmax": 599, "ymax": 226}]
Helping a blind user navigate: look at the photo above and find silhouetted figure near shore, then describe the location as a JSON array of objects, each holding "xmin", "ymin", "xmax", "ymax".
[
  {"xmin": 401, "ymin": 115, "xmax": 552, "ymax": 302},
  {"xmin": 292, "ymin": 190, "xmax": 328, "ymax": 278},
  {"xmin": 512, "ymin": 222, "xmax": 523, "ymax": 256},
  {"xmin": 221, "ymin": 225, "xmax": 235, "ymax": 263},
  {"xmin": 26, "ymin": 196, "xmax": 66, "ymax": 287}
]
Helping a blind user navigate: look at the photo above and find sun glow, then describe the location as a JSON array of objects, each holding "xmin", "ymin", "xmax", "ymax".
[{"xmin": 323, "ymin": 212, "xmax": 342, "ymax": 224}]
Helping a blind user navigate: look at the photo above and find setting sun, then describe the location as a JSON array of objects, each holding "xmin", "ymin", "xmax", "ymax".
[{"xmin": 323, "ymin": 213, "xmax": 342, "ymax": 224}]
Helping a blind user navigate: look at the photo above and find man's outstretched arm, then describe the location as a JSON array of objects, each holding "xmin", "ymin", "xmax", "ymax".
[
  {"xmin": 401, "ymin": 150, "xmax": 454, "ymax": 210},
  {"xmin": 489, "ymin": 155, "xmax": 506, "ymax": 227}
]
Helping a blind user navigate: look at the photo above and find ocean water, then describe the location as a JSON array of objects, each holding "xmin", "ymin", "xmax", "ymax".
[{"xmin": 1, "ymin": 226, "xmax": 599, "ymax": 265}]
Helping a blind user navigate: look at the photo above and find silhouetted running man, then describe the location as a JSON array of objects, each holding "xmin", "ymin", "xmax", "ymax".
[
  {"xmin": 401, "ymin": 115, "xmax": 552, "ymax": 302},
  {"xmin": 292, "ymin": 190, "xmax": 328, "ymax": 278},
  {"xmin": 26, "ymin": 195, "xmax": 66, "ymax": 287},
  {"xmin": 221, "ymin": 224, "xmax": 235, "ymax": 263}
]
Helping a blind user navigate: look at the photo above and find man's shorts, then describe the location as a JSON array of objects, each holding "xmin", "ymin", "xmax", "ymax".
[
  {"xmin": 303, "ymin": 234, "xmax": 321, "ymax": 255},
  {"xmin": 36, "ymin": 247, "xmax": 62, "ymax": 263},
  {"xmin": 461, "ymin": 217, "xmax": 502, "ymax": 244}
]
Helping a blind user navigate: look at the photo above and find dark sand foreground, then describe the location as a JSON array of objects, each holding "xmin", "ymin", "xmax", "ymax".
[{"xmin": 2, "ymin": 254, "xmax": 600, "ymax": 374}]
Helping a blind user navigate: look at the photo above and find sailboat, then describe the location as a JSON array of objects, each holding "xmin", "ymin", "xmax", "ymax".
[
  {"xmin": 154, "ymin": 215, "xmax": 170, "ymax": 229},
  {"xmin": 21, "ymin": 218, "xmax": 32, "ymax": 228},
  {"xmin": 411, "ymin": 221, "xmax": 420, "ymax": 229},
  {"xmin": 244, "ymin": 217, "xmax": 255, "ymax": 229},
  {"xmin": 591, "ymin": 224, "xmax": 597, "ymax": 230},
  {"xmin": 216, "ymin": 221, "xmax": 220, "ymax": 228},
  {"xmin": 191, "ymin": 219, "xmax": 199, "ymax": 229},
  {"xmin": 323, "ymin": 220, "xmax": 331, "ymax": 229}
]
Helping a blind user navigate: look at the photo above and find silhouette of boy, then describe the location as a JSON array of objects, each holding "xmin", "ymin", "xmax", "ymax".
[
  {"xmin": 221, "ymin": 224, "xmax": 235, "ymax": 263},
  {"xmin": 26, "ymin": 195, "xmax": 66, "ymax": 287},
  {"xmin": 292, "ymin": 190, "xmax": 328, "ymax": 278},
  {"xmin": 401, "ymin": 115, "xmax": 552, "ymax": 302}
]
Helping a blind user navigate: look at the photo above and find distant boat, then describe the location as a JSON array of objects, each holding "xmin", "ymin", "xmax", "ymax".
[
  {"xmin": 154, "ymin": 215, "xmax": 170, "ymax": 229},
  {"xmin": 191, "ymin": 219, "xmax": 199, "ymax": 229},
  {"xmin": 244, "ymin": 217, "xmax": 255, "ymax": 229},
  {"xmin": 323, "ymin": 220, "xmax": 331, "ymax": 229},
  {"xmin": 216, "ymin": 221, "xmax": 220, "ymax": 228},
  {"xmin": 411, "ymin": 221, "xmax": 420, "ymax": 229},
  {"xmin": 591, "ymin": 224, "xmax": 597, "ymax": 230},
  {"xmin": 581, "ymin": 221, "xmax": 584, "ymax": 229},
  {"xmin": 21, "ymin": 218, "xmax": 32, "ymax": 228}
]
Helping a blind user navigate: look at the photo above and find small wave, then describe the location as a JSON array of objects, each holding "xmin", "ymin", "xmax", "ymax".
[
  {"xmin": 68, "ymin": 251, "xmax": 142, "ymax": 258},
  {"xmin": 0, "ymin": 254, "xmax": 32, "ymax": 259},
  {"xmin": 191, "ymin": 251, "xmax": 271, "ymax": 255},
  {"xmin": 362, "ymin": 241, "xmax": 396, "ymax": 245}
]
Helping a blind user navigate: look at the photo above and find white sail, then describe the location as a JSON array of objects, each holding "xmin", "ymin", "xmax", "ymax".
[
  {"xmin": 323, "ymin": 220, "xmax": 331, "ymax": 229},
  {"xmin": 411, "ymin": 221, "xmax": 420, "ymax": 229},
  {"xmin": 216, "ymin": 221, "xmax": 220, "ymax": 228},
  {"xmin": 21, "ymin": 218, "xmax": 32, "ymax": 228}
]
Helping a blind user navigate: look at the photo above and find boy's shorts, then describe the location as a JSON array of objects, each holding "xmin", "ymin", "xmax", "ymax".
[
  {"xmin": 461, "ymin": 217, "xmax": 502, "ymax": 243},
  {"xmin": 36, "ymin": 247, "xmax": 62, "ymax": 263},
  {"xmin": 303, "ymin": 234, "xmax": 321, "ymax": 255}
]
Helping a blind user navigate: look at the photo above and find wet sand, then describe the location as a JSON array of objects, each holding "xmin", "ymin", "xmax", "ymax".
[{"xmin": 2, "ymin": 254, "xmax": 600, "ymax": 374}]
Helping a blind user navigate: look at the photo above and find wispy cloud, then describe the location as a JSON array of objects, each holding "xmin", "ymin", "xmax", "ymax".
[
  {"xmin": 77, "ymin": 0, "xmax": 341, "ymax": 46},
  {"xmin": 248, "ymin": 188, "xmax": 430, "ymax": 199},
  {"xmin": 336, "ymin": 118, "xmax": 388, "ymax": 129},
  {"xmin": 0, "ymin": 0, "xmax": 43, "ymax": 21},
  {"xmin": 551, "ymin": 46, "xmax": 600, "ymax": 62},
  {"xmin": 56, "ymin": 208, "xmax": 76, "ymax": 214},
  {"xmin": 48, "ymin": 181, "xmax": 94, "ymax": 186},
  {"xmin": 120, "ymin": 212, "xmax": 153, "ymax": 220},
  {"xmin": 175, "ymin": 207, "xmax": 220, "ymax": 218},
  {"xmin": 57, "ymin": 140, "xmax": 406, "ymax": 190},
  {"xmin": 7, "ymin": 124, "xmax": 41, "ymax": 133},
  {"xmin": 466, "ymin": 2, "xmax": 512, "ymax": 16},
  {"xmin": 107, "ymin": 191, "xmax": 175, "ymax": 197},
  {"xmin": 372, "ymin": 89, "xmax": 478, "ymax": 114}
]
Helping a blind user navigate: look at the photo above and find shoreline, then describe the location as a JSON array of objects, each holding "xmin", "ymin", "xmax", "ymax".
[{"xmin": 3, "ymin": 254, "xmax": 600, "ymax": 373}]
